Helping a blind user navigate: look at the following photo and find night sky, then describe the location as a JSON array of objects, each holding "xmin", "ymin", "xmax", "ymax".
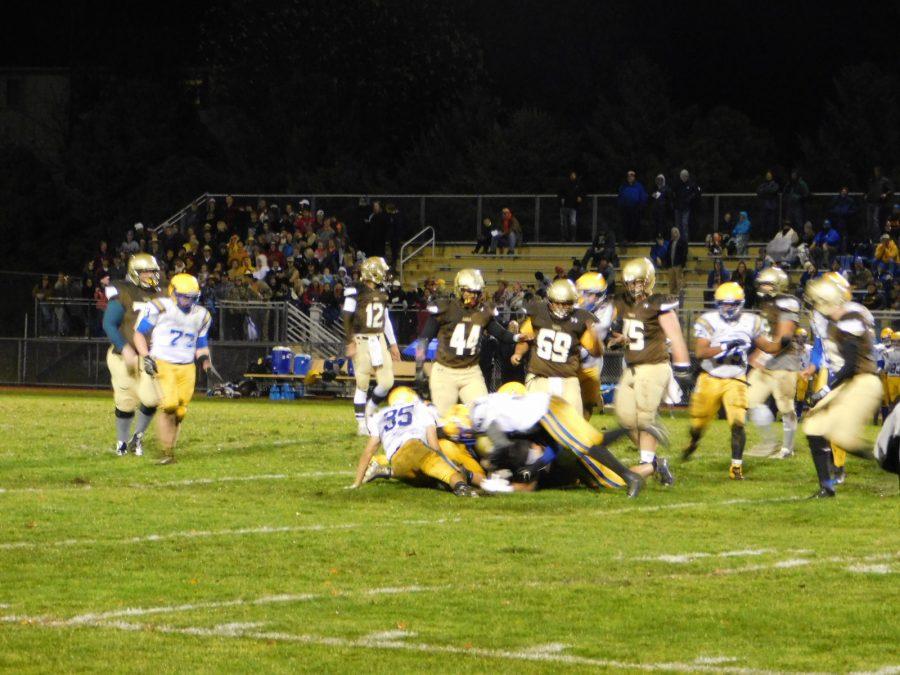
[{"xmin": 2, "ymin": 0, "xmax": 897, "ymax": 156}]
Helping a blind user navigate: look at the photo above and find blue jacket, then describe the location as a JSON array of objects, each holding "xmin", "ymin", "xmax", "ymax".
[
  {"xmin": 649, "ymin": 241, "xmax": 669, "ymax": 263},
  {"xmin": 618, "ymin": 181, "xmax": 648, "ymax": 209},
  {"xmin": 707, "ymin": 267, "xmax": 731, "ymax": 288},
  {"xmin": 814, "ymin": 227, "xmax": 841, "ymax": 247},
  {"xmin": 732, "ymin": 212, "xmax": 751, "ymax": 236}
]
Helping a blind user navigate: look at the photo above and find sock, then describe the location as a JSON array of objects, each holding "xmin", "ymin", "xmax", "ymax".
[
  {"xmin": 782, "ymin": 412, "xmax": 797, "ymax": 452},
  {"xmin": 134, "ymin": 404, "xmax": 156, "ymax": 436},
  {"xmin": 688, "ymin": 427, "xmax": 702, "ymax": 448},
  {"xmin": 730, "ymin": 425, "xmax": 746, "ymax": 462},
  {"xmin": 639, "ymin": 449, "xmax": 656, "ymax": 464},
  {"xmin": 808, "ymin": 435, "xmax": 834, "ymax": 489},
  {"xmin": 353, "ymin": 388, "xmax": 367, "ymax": 421},
  {"xmin": 590, "ymin": 445, "xmax": 637, "ymax": 480},
  {"xmin": 114, "ymin": 409, "xmax": 134, "ymax": 444},
  {"xmin": 731, "ymin": 458, "xmax": 743, "ymax": 466}
]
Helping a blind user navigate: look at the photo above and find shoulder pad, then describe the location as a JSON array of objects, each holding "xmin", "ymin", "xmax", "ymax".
[
  {"xmin": 150, "ymin": 298, "xmax": 167, "ymax": 312},
  {"xmin": 837, "ymin": 316, "xmax": 866, "ymax": 337},
  {"xmin": 343, "ymin": 286, "xmax": 358, "ymax": 297},
  {"xmin": 105, "ymin": 286, "xmax": 119, "ymax": 300},
  {"xmin": 776, "ymin": 295, "xmax": 801, "ymax": 312},
  {"xmin": 656, "ymin": 294, "xmax": 679, "ymax": 312}
]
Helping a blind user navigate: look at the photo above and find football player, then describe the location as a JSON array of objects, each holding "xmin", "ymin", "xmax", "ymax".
[
  {"xmin": 351, "ymin": 387, "xmax": 480, "ymax": 496},
  {"xmin": 468, "ymin": 384, "xmax": 656, "ymax": 498},
  {"xmin": 801, "ymin": 276, "xmax": 882, "ymax": 497},
  {"xmin": 745, "ymin": 267, "xmax": 804, "ymax": 459},
  {"xmin": 343, "ymin": 257, "xmax": 401, "ymax": 435},
  {"xmin": 102, "ymin": 253, "xmax": 162, "ymax": 456},
  {"xmin": 682, "ymin": 283, "xmax": 784, "ymax": 479},
  {"xmin": 512, "ymin": 279, "xmax": 602, "ymax": 416},
  {"xmin": 133, "ymin": 274, "xmax": 214, "ymax": 465},
  {"xmin": 794, "ymin": 328, "xmax": 813, "ymax": 419},
  {"xmin": 884, "ymin": 330, "xmax": 900, "ymax": 414},
  {"xmin": 575, "ymin": 272, "xmax": 614, "ymax": 419},
  {"xmin": 610, "ymin": 257, "xmax": 689, "ymax": 484},
  {"xmin": 416, "ymin": 269, "xmax": 522, "ymax": 416}
]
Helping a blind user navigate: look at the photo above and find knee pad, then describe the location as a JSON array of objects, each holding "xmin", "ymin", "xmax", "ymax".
[
  {"xmin": 115, "ymin": 408, "xmax": 135, "ymax": 419},
  {"xmin": 749, "ymin": 405, "xmax": 775, "ymax": 427},
  {"xmin": 372, "ymin": 384, "xmax": 390, "ymax": 402},
  {"xmin": 807, "ymin": 434, "xmax": 828, "ymax": 454},
  {"xmin": 353, "ymin": 388, "xmax": 368, "ymax": 405},
  {"xmin": 139, "ymin": 404, "xmax": 157, "ymax": 416}
]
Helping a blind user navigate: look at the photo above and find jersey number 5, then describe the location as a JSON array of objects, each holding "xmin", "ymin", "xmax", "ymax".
[
  {"xmin": 622, "ymin": 318, "xmax": 645, "ymax": 351},
  {"xmin": 535, "ymin": 328, "xmax": 572, "ymax": 363},
  {"xmin": 449, "ymin": 323, "xmax": 481, "ymax": 356},
  {"xmin": 365, "ymin": 302, "xmax": 385, "ymax": 329}
]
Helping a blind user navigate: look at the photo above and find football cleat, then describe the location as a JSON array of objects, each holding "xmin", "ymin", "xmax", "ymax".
[
  {"xmin": 777, "ymin": 447, "xmax": 794, "ymax": 460},
  {"xmin": 748, "ymin": 440, "xmax": 780, "ymax": 458},
  {"xmin": 624, "ymin": 471, "xmax": 644, "ymax": 498},
  {"xmin": 362, "ymin": 459, "xmax": 392, "ymax": 484},
  {"xmin": 127, "ymin": 433, "xmax": 144, "ymax": 457},
  {"xmin": 831, "ymin": 466, "xmax": 846, "ymax": 485},
  {"xmin": 655, "ymin": 457, "xmax": 675, "ymax": 486},
  {"xmin": 809, "ymin": 485, "xmax": 836, "ymax": 499},
  {"xmin": 156, "ymin": 455, "xmax": 177, "ymax": 465},
  {"xmin": 115, "ymin": 441, "xmax": 128, "ymax": 457},
  {"xmin": 452, "ymin": 483, "xmax": 479, "ymax": 498},
  {"xmin": 729, "ymin": 464, "xmax": 744, "ymax": 480},
  {"xmin": 356, "ymin": 418, "xmax": 369, "ymax": 437}
]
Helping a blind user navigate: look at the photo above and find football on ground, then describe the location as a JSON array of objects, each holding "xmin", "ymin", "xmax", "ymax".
[{"xmin": 0, "ymin": 391, "xmax": 896, "ymax": 673}]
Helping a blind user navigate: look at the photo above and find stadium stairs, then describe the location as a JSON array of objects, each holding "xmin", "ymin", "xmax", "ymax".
[{"xmin": 402, "ymin": 242, "xmax": 784, "ymax": 310}]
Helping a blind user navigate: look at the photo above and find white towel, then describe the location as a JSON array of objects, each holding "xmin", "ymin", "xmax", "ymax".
[{"xmin": 367, "ymin": 336, "xmax": 384, "ymax": 368}]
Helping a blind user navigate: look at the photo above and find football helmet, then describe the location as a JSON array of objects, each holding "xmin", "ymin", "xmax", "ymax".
[
  {"xmin": 714, "ymin": 282, "xmax": 745, "ymax": 321},
  {"xmin": 454, "ymin": 269, "xmax": 485, "ymax": 308},
  {"xmin": 127, "ymin": 253, "xmax": 161, "ymax": 289},
  {"xmin": 168, "ymin": 273, "xmax": 200, "ymax": 311},
  {"xmin": 360, "ymin": 257, "xmax": 390, "ymax": 285},
  {"xmin": 575, "ymin": 272, "xmax": 608, "ymax": 310},
  {"xmin": 804, "ymin": 277, "xmax": 845, "ymax": 316},
  {"xmin": 794, "ymin": 327, "xmax": 808, "ymax": 344},
  {"xmin": 881, "ymin": 327, "xmax": 893, "ymax": 342},
  {"xmin": 547, "ymin": 279, "xmax": 579, "ymax": 319},
  {"xmin": 823, "ymin": 271, "xmax": 852, "ymax": 302},
  {"xmin": 621, "ymin": 258, "xmax": 656, "ymax": 300},
  {"xmin": 441, "ymin": 404, "xmax": 474, "ymax": 443},
  {"xmin": 497, "ymin": 381, "xmax": 526, "ymax": 395},
  {"xmin": 755, "ymin": 267, "xmax": 789, "ymax": 297},
  {"xmin": 892, "ymin": 330, "xmax": 900, "ymax": 348},
  {"xmin": 387, "ymin": 386, "xmax": 420, "ymax": 406}
]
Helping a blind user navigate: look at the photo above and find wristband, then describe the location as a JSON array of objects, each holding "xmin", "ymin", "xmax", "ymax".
[
  {"xmin": 673, "ymin": 362, "xmax": 691, "ymax": 373},
  {"xmin": 198, "ymin": 354, "xmax": 210, "ymax": 366}
]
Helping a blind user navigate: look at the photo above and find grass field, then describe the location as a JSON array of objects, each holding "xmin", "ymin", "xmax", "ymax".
[{"xmin": 0, "ymin": 390, "xmax": 897, "ymax": 673}]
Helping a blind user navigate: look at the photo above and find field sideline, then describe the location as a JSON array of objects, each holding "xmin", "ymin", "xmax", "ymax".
[{"xmin": 0, "ymin": 391, "xmax": 897, "ymax": 673}]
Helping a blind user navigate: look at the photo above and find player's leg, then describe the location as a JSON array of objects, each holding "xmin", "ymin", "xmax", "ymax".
[
  {"xmin": 132, "ymin": 372, "xmax": 161, "ymax": 457},
  {"xmin": 106, "ymin": 347, "xmax": 138, "ymax": 455},
  {"xmin": 683, "ymin": 373, "xmax": 721, "ymax": 460},
  {"xmin": 613, "ymin": 367, "xmax": 638, "ymax": 443},
  {"xmin": 352, "ymin": 338, "xmax": 373, "ymax": 435},
  {"xmin": 457, "ymin": 365, "xmax": 488, "ymax": 407},
  {"xmin": 392, "ymin": 440, "xmax": 472, "ymax": 496},
  {"xmin": 723, "ymin": 377, "xmax": 749, "ymax": 479},
  {"xmin": 774, "ymin": 371, "xmax": 799, "ymax": 458},
  {"xmin": 578, "ymin": 367, "xmax": 601, "ymax": 420},
  {"xmin": 153, "ymin": 360, "xmax": 180, "ymax": 463},
  {"xmin": 429, "ymin": 363, "xmax": 461, "ymax": 416},
  {"xmin": 795, "ymin": 374, "xmax": 809, "ymax": 420},
  {"xmin": 438, "ymin": 439, "xmax": 485, "ymax": 482},
  {"xmin": 747, "ymin": 368, "xmax": 778, "ymax": 455},
  {"xmin": 632, "ymin": 363, "xmax": 674, "ymax": 483},
  {"xmin": 367, "ymin": 336, "xmax": 394, "ymax": 417},
  {"xmin": 559, "ymin": 376, "xmax": 583, "ymax": 417}
]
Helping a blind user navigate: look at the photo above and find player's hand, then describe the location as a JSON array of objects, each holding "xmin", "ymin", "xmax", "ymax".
[
  {"xmin": 809, "ymin": 385, "xmax": 830, "ymax": 405},
  {"xmin": 510, "ymin": 353, "xmax": 522, "ymax": 366},
  {"xmin": 142, "ymin": 355, "xmax": 158, "ymax": 376},
  {"xmin": 389, "ymin": 344, "xmax": 401, "ymax": 362},
  {"xmin": 801, "ymin": 364, "xmax": 816, "ymax": 380},
  {"xmin": 345, "ymin": 341, "xmax": 356, "ymax": 359},
  {"xmin": 514, "ymin": 333, "xmax": 532, "ymax": 343},
  {"xmin": 672, "ymin": 363, "xmax": 693, "ymax": 390},
  {"xmin": 121, "ymin": 344, "xmax": 139, "ymax": 369},
  {"xmin": 479, "ymin": 477, "xmax": 514, "ymax": 494}
]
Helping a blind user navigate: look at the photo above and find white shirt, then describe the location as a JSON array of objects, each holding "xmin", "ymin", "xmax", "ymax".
[
  {"xmin": 885, "ymin": 346, "xmax": 900, "ymax": 377},
  {"xmin": 137, "ymin": 297, "xmax": 211, "ymax": 364},
  {"xmin": 469, "ymin": 392, "xmax": 550, "ymax": 435},
  {"xmin": 694, "ymin": 310, "xmax": 765, "ymax": 379},
  {"xmin": 367, "ymin": 401, "xmax": 437, "ymax": 461},
  {"xmin": 813, "ymin": 302, "xmax": 875, "ymax": 374},
  {"xmin": 580, "ymin": 301, "xmax": 613, "ymax": 370}
]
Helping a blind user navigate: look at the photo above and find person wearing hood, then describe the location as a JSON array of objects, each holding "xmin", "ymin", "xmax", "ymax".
[
  {"xmin": 756, "ymin": 170, "xmax": 780, "ymax": 238},
  {"xmin": 731, "ymin": 211, "xmax": 751, "ymax": 255},
  {"xmin": 766, "ymin": 219, "xmax": 799, "ymax": 266},
  {"xmin": 650, "ymin": 174, "xmax": 672, "ymax": 235},
  {"xmin": 618, "ymin": 170, "xmax": 648, "ymax": 239}
]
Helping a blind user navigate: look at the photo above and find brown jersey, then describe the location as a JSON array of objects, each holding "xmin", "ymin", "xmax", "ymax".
[
  {"xmin": 343, "ymin": 283, "xmax": 389, "ymax": 338},
  {"xmin": 521, "ymin": 301, "xmax": 598, "ymax": 378},
  {"xmin": 613, "ymin": 292, "xmax": 678, "ymax": 366},
  {"xmin": 827, "ymin": 310, "xmax": 877, "ymax": 376},
  {"xmin": 429, "ymin": 297, "xmax": 497, "ymax": 368},
  {"xmin": 757, "ymin": 293, "xmax": 802, "ymax": 370},
  {"xmin": 107, "ymin": 281, "xmax": 160, "ymax": 347}
]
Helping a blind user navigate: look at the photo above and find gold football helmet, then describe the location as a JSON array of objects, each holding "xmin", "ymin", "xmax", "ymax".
[
  {"xmin": 575, "ymin": 272, "xmax": 608, "ymax": 308},
  {"xmin": 714, "ymin": 282, "xmax": 745, "ymax": 321},
  {"xmin": 822, "ymin": 271, "xmax": 852, "ymax": 302},
  {"xmin": 360, "ymin": 257, "xmax": 390, "ymax": 285},
  {"xmin": 621, "ymin": 258, "xmax": 656, "ymax": 299},
  {"xmin": 804, "ymin": 277, "xmax": 845, "ymax": 316},
  {"xmin": 755, "ymin": 266, "xmax": 789, "ymax": 297},
  {"xmin": 892, "ymin": 330, "xmax": 900, "ymax": 348},
  {"xmin": 795, "ymin": 326, "xmax": 808, "ymax": 343},
  {"xmin": 547, "ymin": 279, "xmax": 579, "ymax": 319},
  {"xmin": 441, "ymin": 404, "xmax": 474, "ymax": 443},
  {"xmin": 387, "ymin": 386, "xmax": 419, "ymax": 406},
  {"xmin": 168, "ymin": 273, "xmax": 200, "ymax": 310},
  {"xmin": 454, "ymin": 269, "xmax": 485, "ymax": 308},
  {"xmin": 881, "ymin": 326, "xmax": 893, "ymax": 341},
  {"xmin": 497, "ymin": 381, "xmax": 526, "ymax": 395},
  {"xmin": 127, "ymin": 253, "xmax": 161, "ymax": 289}
]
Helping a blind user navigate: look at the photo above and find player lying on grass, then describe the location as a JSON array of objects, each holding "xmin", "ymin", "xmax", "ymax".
[{"xmin": 350, "ymin": 387, "xmax": 511, "ymax": 496}]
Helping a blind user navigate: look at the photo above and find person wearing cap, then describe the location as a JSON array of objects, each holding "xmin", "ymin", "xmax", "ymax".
[
  {"xmin": 850, "ymin": 257, "xmax": 874, "ymax": 291},
  {"xmin": 875, "ymin": 233, "xmax": 899, "ymax": 274}
]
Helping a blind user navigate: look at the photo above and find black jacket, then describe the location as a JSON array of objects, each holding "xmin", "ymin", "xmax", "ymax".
[
  {"xmin": 674, "ymin": 180, "xmax": 701, "ymax": 210},
  {"xmin": 667, "ymin": 237, "xmax": 688, "ymax": 268},
  {"xmin": 558, "ymin": 179, "xmax": 585, "ymax": 209}
]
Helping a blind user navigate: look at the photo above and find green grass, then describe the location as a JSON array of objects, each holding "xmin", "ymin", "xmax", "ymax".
[{"xmin": 0, "ymin": 391, "xmax": 897, "ymax": 673}]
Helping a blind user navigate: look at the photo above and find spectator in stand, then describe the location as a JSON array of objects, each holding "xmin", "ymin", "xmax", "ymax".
[
  {"xmin": 581, "ymin": 227, "xmax": 618, "ymax": 269},
  {"xmin": 667, "ymin": 226, "xmax": 688, "ymax": 300},
  {"xmin": 887, "ymin": 204, "xmax": 900, "ymax": 239},
  {"xmin": 810, "ymin": 220, "xmax": 841, "ymax": 268},
  {"xmin": 266, "ymin": 241, "xmax": 286, "ymax": 269},
  {"xmin": 492, "ymin": 207, "xmax": 521, "ymax": 254},
  {"xmin": 862, "ymin": 281, "xmax": 884, "ymax": 310},
  {"xmin": 493, "ymin": 280, "xmax": 511, "ymax": 308},
  {"xmin": 120, "ymin": 229, "xmax": 140, "ymax": 256},
  {"xmin": 205, "ymin": 196, "xmax": 218, "ymax": 224},
  {"xmin": 850, "ymin": 257, "xmax": 874, "ymax": 291},
  {"xmin": 649, "ymin": 233, "xmax": 669, "ymax": 269},
  {"xmin": 92, "ymin": 272, "xmax": 110, "ymax": 337},
  {"xmin": 783, "ymin": 170, "xmax": 810, "ymax": 230},
  {"xmin": 650, "ymin": 174, "xmax": 672, "ymax": 236},
  {"xmin": 799, "ymin": 261, "xmax": 819, "ymax": 294},
  {"xmin": 875, "ymin": 233, "xmax": 899, "ymax": 274},
  {"xmin": 731, "ymin": 260, "xmax": 755, "ymax": 300},
  {"xmin": 384, "ymin": 202, "xmax": 406, "ymax": 267},
  {"xmin": 707, "ymin": 231, "xmax": 725, "ymax": 256},
  {"xmin": 33, "ymin": 275, "xmax": 54, "ymax": 333},
  {"xmin": 829, "ymin": 186, "xmax": 858, "ymax": 244},
  {"xmin": 756, "ymin": 170, "xmax": 780, "ymax": 238},
  {"xmin": 567, "ymin": 258, "xmax": 584, "ymax": 281},
  {"xmin": 557, "ymin": 169, "xmax": 585, "ymax": 242},
  {"xmin": 596, "ymin": 256, "xmax": 616, "ymax": 293},
  {"xmin": 533, "ymin": 271, "xmax": 550, "ymax": 296},
  {"xmin": 800, "ymin": 220, "xmax": 816, "ymax": 247},
  {"xmin": 766, "ymin": 219, "xmax": 800, "ymax": 267},
  {"xmin": 472, "ymin": 218, "xmax": 494, "ymax": 254},
  {"xmin": 866, "ymin": 166, "xmax": 894, "ymax": 240},
  {"xmin": 553, "ymin": 265, "xmax": 567, "ymax": 281},
  {"xmin": 707, "ymin": 258, "xmax": 730, "ymax": 288},
  {"xmin": 674, "ymin": 169, "xmax": 701, "ymax": 240},
  {"xmin": 730, "ymin": 211, "xmax": 751, "ymax": 255},
  {"xmin": 617, "ymin": 170, "xmax": 648, "ymax": 237}
]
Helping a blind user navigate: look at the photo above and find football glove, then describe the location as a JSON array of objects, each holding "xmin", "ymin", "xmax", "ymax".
[
  {"xmin": 479, "ymin": 476, "xmax": 514, "ymax": 494},
  {"xmin": 809, "ymin": 385, "xmax": 830, "ymax": 405},
  {"xmin": 673, "ymin": 362, "xmax": 693, "ymax": 390},
  {"xmin": 142, "ymin": 355, "xmax": 158, "ymax": 376}
]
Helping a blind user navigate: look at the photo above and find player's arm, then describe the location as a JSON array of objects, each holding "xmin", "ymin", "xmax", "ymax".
[
  {"xmin": 383, "ymin": 308, "xmax": 401, "ymax": 361},
  {"xmin": 102, "ymin": 299, "xmax": 137, "ymax": 366},
  {"xmin": 486, "ymin": 317, "xmax": 523, "ymax": 344},
  {"xmin": 511, "ymin": 318, "xmax": 534, "ymax": 365},
  {"xmin": 351, "ymin": 435, "xmax": 382, "ymax": 488},
  {"xmin": 693, "ymin": 336, "xmax": 722, "ymax": 360},
  {"xmin": 579, "ymin": 322, "xmax": 603, "ymax": 357},
  {"xmin": 133, "ymin": 303, "xmax": 161, "ymax": 375},
  {"xmin": 659, "ymin": 309, "xmax": 690, "ymax": 367},
  {"xmin": 416, "ymin": 314, "xmax": 439, "ymax": 367},
  {"xmin": 425, "ymin": 424, "xmax": 440, "ymax": 451},
  {"xmin": 341, "ymin": 288, "xmax": 357, "ymax": 357},
  {"xmin": 195, "ymin": 311, "xmax": 213, "ymax": 374}
]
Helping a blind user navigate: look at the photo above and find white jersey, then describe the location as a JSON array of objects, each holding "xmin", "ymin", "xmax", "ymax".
[
  {"xmin": 885, "ymin": 347, "xmax": 900, "ymax": 377},
  {"xmin": 367, "ymin": 400, "xmax": 437, "ymax": 461},
  {"xmin": 580, "ymin": 301, "xmax": 613, "ymax": 370},
  {"xmin": 469, "ymin": 392, "xmax": 549, "ymax": 434},
  {"xmin": 798, "ymin": 343, "xmax": 813, "ymax": 371},
  {"xmin": 875, "ymin": 343, "xmax": 887, "ymax": 372},
  {"xmin": 137, "ymin": 297, "xmax": 211, "ymax": 365},
  {"xmin": 693, "ymin": 310, "xmax": 765, "ymax": 379},
  {"xmin": 812, "ymin": 303, "xmax": 875, "ymax": 373}
]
